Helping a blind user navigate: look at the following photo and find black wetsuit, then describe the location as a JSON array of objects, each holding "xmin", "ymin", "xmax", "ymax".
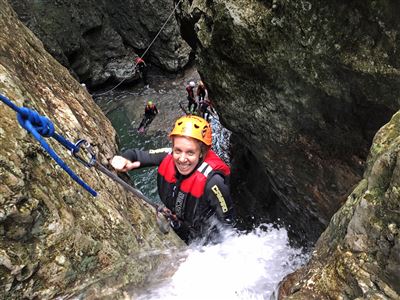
[
  {"xmin": 199, "ymin": 98, "xmax": 211, "ymax": 121},
  {"xmin": 138, "ymin": 105, "xmax": 158, "ymax": 130},
  {"xmin": 197, "ymin": 84, "xmax": 207, "ymax": 102},
  {"xmin": 136, "ymin": 61, "xmax": 148, "ymax": 86},
  {"xmin": 121, "ymin": 148, "xmax": 236, "ymax": 243},
  {"xmin": 186, "ymin": 85, "xmax": 197, "ymax": 113}
]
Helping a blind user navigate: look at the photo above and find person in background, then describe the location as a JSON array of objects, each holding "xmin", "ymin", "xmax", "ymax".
[
  {"xmin": 199, "ymin": 97, "xmax": 212, "ymax": 121},
  {"xmin": 197, "ymin": 80, "xmax": 212, "ymax": 121},
  {"xmin": 196, "ymin": 80, "xmax": 208, "ymax": 105},
  {"xmin": 111, "ymin": 115, "xmax": 236, "ymax": 244},
  {"xmin": 138, "ymin": 100, "xmax": 158, "ymax": 132},
  {"xmin": 135, "ymin": 57, "xmax": 149, "ymax": 88},
  {"xmin": 186, "ymin": 81, "xmax": 197, "ymax": 113}
]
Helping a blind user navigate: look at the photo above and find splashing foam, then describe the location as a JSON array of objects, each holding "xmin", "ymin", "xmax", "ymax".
[{"xmin": 134, "ymin": 225, "xmax": 308, "ymax": 300}]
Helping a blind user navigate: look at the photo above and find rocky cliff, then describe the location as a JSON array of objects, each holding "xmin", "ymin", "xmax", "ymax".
[
  {"xmin": 8, "ymin": 0, "xmax": 191, "ymax": 87},
  {"xmin": 0, "ymin": 1, "xmax": 183, "ymax": 298},
  {"xmin": 177, "ymin": 0, "xmax": 400, "ymax": 243},
  {"xmin": 279, "ymin": 112, "xmax": 400, "ymax": 299},
  {"xmin": 177, "ymin": 0, "xmax": 400, "ymax": 298}
]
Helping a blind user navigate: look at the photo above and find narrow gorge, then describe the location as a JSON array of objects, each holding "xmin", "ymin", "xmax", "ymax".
[{"xmin": 1, "ymin": 0, "xmax": 399, "ymax": 299}]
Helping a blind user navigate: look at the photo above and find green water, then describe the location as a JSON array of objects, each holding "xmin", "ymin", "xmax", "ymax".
[
  {"xmin": 107, "ymin": 106, "xmax": 170, "ymax": 203},
  {"xmin": 98, "ymin": 67, "xmax": 230, "ymax": 203}
]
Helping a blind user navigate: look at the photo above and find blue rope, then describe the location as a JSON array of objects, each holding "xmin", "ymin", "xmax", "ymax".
[{"xmin": 0, "ymin": 93, "xmax": 97, "ymax": 196}]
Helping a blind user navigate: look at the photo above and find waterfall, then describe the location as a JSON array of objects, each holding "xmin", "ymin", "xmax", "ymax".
[
  {"xmin": 133, "ymin": 225, "xmax": 307, "ymax": 299},
  {"xmin": 94, "ymin": 72, "xmax": 309, "ymax": 299}
]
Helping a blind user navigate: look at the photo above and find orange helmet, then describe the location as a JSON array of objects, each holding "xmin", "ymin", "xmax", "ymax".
[{"xmin": 169, "ymin": 115, "xmax": 212, "ymax": 146}]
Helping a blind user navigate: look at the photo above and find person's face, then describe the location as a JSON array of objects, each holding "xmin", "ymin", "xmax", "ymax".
[{"xmin": 172, "ymin": 136, "xmax": 201, "ymax": 175}]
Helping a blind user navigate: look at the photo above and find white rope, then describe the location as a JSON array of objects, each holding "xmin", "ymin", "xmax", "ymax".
[{"xmin": 94, "ymin": 0, "xmax": 184, "ymax": 97}]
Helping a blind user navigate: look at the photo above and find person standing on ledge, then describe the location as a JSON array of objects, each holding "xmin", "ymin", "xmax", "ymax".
[
  {"xmin": 186, "ymin": 81, "xmax": 197, "ymax": 113},
  {"xmin": 111, "ymin": 115, "xmax": 236, "ymax": 244},
  {"xmin": 135, "ymin": 57, "xmax": 149, "ymax": 88},
  {"xmin": 196, "ymin": 80, "xmax": 208, "ymax": 106}
]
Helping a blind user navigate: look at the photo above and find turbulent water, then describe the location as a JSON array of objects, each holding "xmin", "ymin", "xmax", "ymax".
[
  {"xmin": 94, "ymin": 68, "xmax": 309, "ymax": 299},
  {"xmin": 133, "ymin": 225, "xmax": 307, "ymax": 300}
]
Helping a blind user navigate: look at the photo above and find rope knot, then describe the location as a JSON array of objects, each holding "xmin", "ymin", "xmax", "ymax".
[{"xmin": 17, "ymin": 107, "xmax": 55, "ymax": 137}]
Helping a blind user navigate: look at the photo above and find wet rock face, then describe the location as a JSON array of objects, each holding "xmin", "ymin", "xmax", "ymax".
[
  {"xmin": 9, "ymin": 0, "xmax": 191, "ymax": 87},
  {"xmin": 0, "ymin": 1, "xmax": 183, "ymax": 298},
  {"xmin": 177, "ymin": 0, "xmax": 400, "ymax": 243},
  {"xmin": 177, "ymin": 0, "xmax": 400, "ymax": 297},
  {"xmin": 279, "ymin": 113, "xmax": 400, "ymax": 298}
]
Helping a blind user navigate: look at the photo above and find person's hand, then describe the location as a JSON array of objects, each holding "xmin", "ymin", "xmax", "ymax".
[
  {"xmin": 157, "ymin": 206, "xmax": 177, "ymax": 219},
  {"xmin": 110, "ymin": 156, "xmax": 140, "ymax": 172}
]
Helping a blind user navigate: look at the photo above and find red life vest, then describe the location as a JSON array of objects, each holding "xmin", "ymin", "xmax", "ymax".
[
  {"xmin": 157, "ymin": 150, "xmax": 230, "ymax": 227},
  {"xmin": 135, "ymin": 57, "xmax": 145, "ymax": 64},
  {"xmin": 145, "ymin": 104, "xmax": 156, "ymax": 115},
  {"xmin": 186, "ymin": 85, "xmax": 195, "ymax": 99}
]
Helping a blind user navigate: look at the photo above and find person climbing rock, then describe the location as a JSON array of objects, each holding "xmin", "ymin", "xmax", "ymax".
[
  {"xmin": 186, "ymin": 81, "xmax": 197, "ymax": 114},
  {"xmin": 138, "ymin": 100, "xmax": 158, "ymax": 132},
  {"xmin": 111, "ymin": 115, "xmax": 236, "ymax": 244},
  {"xmin": 135, "ymin": 57, "xmax": 149, "ymax": 88}
]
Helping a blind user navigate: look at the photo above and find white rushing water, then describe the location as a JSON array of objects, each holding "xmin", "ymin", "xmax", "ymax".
[
  {"xmin": 133, "ymin": 225, "xmax": 308, "ymax": 300},
  {"xmin": 97, "ymin": 82, "xmax": 309, "ymax": 300}
]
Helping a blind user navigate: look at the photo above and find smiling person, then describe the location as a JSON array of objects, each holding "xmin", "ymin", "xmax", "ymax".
[{"xmin": 110, "ymin": 115, "xmax": 236, "ymax": 244}]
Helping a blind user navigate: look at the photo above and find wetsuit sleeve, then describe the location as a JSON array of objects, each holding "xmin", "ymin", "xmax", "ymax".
[
  {"xmin": 121, "ymin": 148, "xmax": 170, "ymax": 167},
  {"xmin": 204, "ymin": 174, "xmax": 236, "ymax": 226}
]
